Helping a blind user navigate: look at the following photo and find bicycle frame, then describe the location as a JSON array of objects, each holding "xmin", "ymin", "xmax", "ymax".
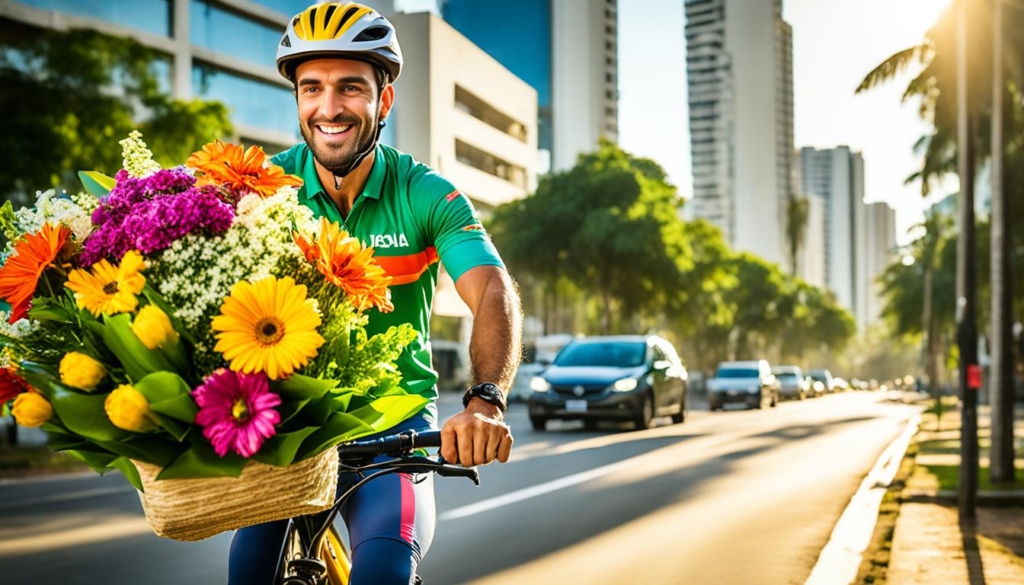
[{"xmin": 275, "ymin": 430, "xmax": 479, "ymax": 585}]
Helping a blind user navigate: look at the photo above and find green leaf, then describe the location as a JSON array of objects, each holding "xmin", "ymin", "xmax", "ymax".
[
  {"xmin": 49, "ymin": 385, "xmax": 132, "ymax": 442},
  {"xmin": 275, "ymin": 397, "xmax": 310, "ymax": 426},
  {"xmin": 151, "ymin": 413, "xmax": 190, "ymax": 442},
  {"xmin": 296, "ymin": 412, "xmax": 376, "ymax": 461},
  {"xmin": 78, "ymin": 170, "xmax": 116, "ymax": 198},
  {"xmin": 250, "ymin": 426, "xmax": 319, "ymax": 467},
  {"xmin": 26, "ymin": 299, "xmax": 73, "ymax": 323},
  {"xmin": 273, "ymin": 374, "xmax": 338, "ymax": 401},
  {"xmin": 110, "ymin": 456, "xmax": 144, "ymax": 491},
  {"xmin": 64, "ymin": 447, "xmax": 118, "ymax": 473},
  {"xmin": 349, "ymin": 395, "xmax": 429, "ymax": 433},
  {"xmin": 101, "ymin": 313, "xmax": 178, "ymax": 381},
  {"xmin": 134, "ymin": 372, "xmax": 197, "ymax": 423},
  {"xmin": 156, "ymin": 442, "xmax": 247, "ymax": 480},
  {"xmin": 95, "ymin": 435, "xmax": 181, "ymax": 468}
]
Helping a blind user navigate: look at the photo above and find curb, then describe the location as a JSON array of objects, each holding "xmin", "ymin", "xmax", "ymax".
[
  {"xmin": 804, "ymin": 414, "xmax": 921, "ymax": 585},
  {"xmin": 901, "ymin": 489, "xmax": 1024, "ymax": 506}
]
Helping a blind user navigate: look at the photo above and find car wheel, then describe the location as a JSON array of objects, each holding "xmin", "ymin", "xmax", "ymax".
[
  {"xmin": 670, "ymin": 394, "xmax": 686, "ymax": 424},
  {"xmin": 530, "ymin": 417, "xmax": 547, "ymax": 431},
  {"xmin": 634, "ymin": 393, "xmax": 654, "ymax": 430}
]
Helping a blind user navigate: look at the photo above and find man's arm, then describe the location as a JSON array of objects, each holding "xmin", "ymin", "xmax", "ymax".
[{"xmin": 439, "ymin": 265, "xmax": 522, "ymax": 466}]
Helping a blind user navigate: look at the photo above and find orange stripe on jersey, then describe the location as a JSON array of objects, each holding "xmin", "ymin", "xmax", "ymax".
[{"xmin": 375, "ymin": 247, "xmax": 439, "ymax": 285}]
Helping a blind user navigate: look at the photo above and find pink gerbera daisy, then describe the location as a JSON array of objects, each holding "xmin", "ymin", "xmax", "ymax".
[{"xmin": 193, "ymin": 369, "xmax": 281, "ymax": 458}]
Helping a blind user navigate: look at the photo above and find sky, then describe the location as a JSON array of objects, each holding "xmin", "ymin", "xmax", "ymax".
[{"xmin": 399, "ymin": 0, "xmax": 955, "ymax": 245}]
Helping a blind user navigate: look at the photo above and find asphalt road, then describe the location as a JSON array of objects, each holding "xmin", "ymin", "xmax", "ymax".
[{"xmin": 0, "ymin": 391, "xmax": 920, "ymax": 585}]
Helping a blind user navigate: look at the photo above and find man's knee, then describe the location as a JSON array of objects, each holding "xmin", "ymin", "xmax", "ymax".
[{"xmin": 350, "ymin": 536, "xmax": 419, "ymax": 585}]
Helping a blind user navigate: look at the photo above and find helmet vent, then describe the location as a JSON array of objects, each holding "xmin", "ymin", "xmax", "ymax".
[
  {"xmin": 353, "ymin": 26, "xmax": 389, "ymax": 42},
  {"xmin": 321, "ymin": 4, "xmax": 337, "ymax": 24},
  {"xmin": 280, "ymin": 34, "xmax": 291, "ymax": 48},
  {"xmin": 340, "ymin": 6, "xmax": 362, "ymax": 26}
]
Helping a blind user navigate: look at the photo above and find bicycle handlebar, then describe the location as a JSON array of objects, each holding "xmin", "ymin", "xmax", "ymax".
[{"xmin": 336, "ymin": 429, "xmax": 480, "ymax": 484}]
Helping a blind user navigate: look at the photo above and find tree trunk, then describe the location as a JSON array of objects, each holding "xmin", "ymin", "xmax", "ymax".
[{"xmin": 989, "ymin": 0, "xmax": 1016, "ymax": 483}]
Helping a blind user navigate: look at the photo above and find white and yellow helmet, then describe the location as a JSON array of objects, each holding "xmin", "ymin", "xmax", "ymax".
[{"xmin": 276, "ymin": 2, "xmax": 403, "ymax": 83}]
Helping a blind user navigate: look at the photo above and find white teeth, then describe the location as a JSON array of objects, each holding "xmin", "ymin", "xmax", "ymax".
[{"xmin": 319, "ymin": 125, "xmax": 352, "ymax": 135}]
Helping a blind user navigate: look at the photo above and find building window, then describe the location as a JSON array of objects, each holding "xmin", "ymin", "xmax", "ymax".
[
  {"xmin": 606, "ymin": 89, "xmax": 615, "ymax": 100},
  {"xmin": 606, "ymin": 72, "xmax": 614, "ymax": 83},
  {"xmin": 454, "ymin": 85, "xmax": 528, "ymax": 143},
  {"xmin": 192, "ymin": 64, "xmax": 298, "ymax": 138},
  {"xmin": 16, "ymin": 0, "xmax": 171, "ymax": 37},
  {"xmin": 606, "ymin": 40, "xmax": 614, "ymax": 51},
  {"xmin": 191, "ymin": 0, "xmax": 283, "ymax": 67},
  {"xmin": 455, "ymin": 139, "xmax": 527, "ymax": 189},
  {"xmin": 605, "ymin": 25, "xmax": 614, "ymax": 34}
]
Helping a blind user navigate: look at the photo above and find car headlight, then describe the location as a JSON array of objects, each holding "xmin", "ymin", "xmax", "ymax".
[
  {"xmin": 612, "ymin": 377, "xmax": 638, "ymax": 392},
  {"xmin": 530, "ymin": 377, "xmax": 551, "ymax": 392}
]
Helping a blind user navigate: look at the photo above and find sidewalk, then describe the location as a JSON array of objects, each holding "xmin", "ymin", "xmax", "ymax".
[{"xmin": 885, "ymin": 402, "xmax": 1024, "ymax": 584}]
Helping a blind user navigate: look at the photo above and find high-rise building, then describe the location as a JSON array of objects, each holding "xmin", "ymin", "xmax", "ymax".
[
  {"xmin": 441, "ymin": 0, "xmax": 618, "ymax": 173},
  {"xmin": 864, "ymin": 201, "xmax": 897, "ymax": 326},
  {"xmin": 798, "ymin": 193, "xmax": 827, "ymax": 288},
  {"xmin": 684, "ymin": 0, "xmax": 794, "ymax": 266},
  {"xmin": 799, "ymin": 146, "xmax": 868, "ymax": 327}
]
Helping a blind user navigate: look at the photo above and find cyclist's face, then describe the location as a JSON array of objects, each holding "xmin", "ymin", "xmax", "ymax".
[{"xmin": 294, "ymin": 59, "xmax": 394, "ymax": 174}]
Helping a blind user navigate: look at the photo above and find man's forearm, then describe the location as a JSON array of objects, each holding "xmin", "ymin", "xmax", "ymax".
[{"xmin": 468, "ymin": 272, "xmax": 522, "ymax": 392}]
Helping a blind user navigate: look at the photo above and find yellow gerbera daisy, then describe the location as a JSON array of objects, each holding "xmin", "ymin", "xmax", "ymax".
[
  {"xmin": 65, "ymin": 251, "xmax": 146, "ymax": 317},
  {"xmin": 211, "ymin": 276, "xmax": 325, "ymax": 380}
]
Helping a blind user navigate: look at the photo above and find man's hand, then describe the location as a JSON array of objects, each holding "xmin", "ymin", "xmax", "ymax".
[{"xmin": 440, "ymin": 398, "xmax": 513, "ymax": 466}]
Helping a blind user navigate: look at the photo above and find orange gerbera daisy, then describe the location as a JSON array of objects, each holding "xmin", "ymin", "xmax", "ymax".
[
  {"xmin": 293, "ymin": 218, "xmax": 394, "ymax": 313},
  {"xmin": 0, "ymin": 223, "xmax": 71, "ymax": 323},
  {"xmin": 186, "ymin": 140, "xmax": 302, "ymax": 198}
]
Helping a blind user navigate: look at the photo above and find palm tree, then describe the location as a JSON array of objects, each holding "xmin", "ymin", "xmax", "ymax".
[
  {"xmin": 785, "ymin": 195, "xmax": 809, "ymax": 277},
  {"xmin": 855, "ymin": 0, "xmax": 1024, "ymax": 194}
]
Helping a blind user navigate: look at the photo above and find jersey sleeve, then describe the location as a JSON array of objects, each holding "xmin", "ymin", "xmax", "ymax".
[{"xmin": 410, "ymin": 168, "xmax": 504, "ymax": 283}]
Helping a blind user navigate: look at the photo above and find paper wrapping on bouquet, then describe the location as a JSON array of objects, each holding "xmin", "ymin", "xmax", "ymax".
[{"xmin": 132, "ymin": 447, "xmax": 339, "ymax": 542}]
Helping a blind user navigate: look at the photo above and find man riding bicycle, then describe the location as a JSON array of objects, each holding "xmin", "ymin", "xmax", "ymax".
[{"xmin": 228, "ymin": 3, "xmax": 522, "ymax": 583}]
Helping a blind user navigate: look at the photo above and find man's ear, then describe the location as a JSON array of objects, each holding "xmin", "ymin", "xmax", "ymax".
[{"xmin": 380, "ymin": 84, "xmax": 395, "ymax": 120}]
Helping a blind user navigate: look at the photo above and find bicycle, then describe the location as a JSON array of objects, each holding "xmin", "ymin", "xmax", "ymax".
[{"xmin": 275, "ymin": 429, "xmax": 480, "ymax": 585}]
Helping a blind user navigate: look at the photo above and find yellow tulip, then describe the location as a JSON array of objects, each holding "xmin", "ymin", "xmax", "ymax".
[
  {"xmin": 104, "ymin": 385, "xmax": 159, "ymax": 432},
  {"xmin": 132, "ymin": 304, "xmax": 179, "ymax": 350},
  {"xmin": 59, "ymin": 352, "xmax": 107, "ymax": 391},
  {"xmin": 12, "ymin": 391, "xmax": 52, "ymax": 427}
]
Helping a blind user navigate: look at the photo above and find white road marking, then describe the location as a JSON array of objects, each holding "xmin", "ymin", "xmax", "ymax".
[{"xmin": 804, "ymin": 414, "xmax": 921, "ymax": 585}]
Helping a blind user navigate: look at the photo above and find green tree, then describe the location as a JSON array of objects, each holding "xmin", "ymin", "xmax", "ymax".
[
  {"xmin": 0, "ymin": 28, "xmax": 233, "ymax": 204},
  {"xmin": 785, "ymin": 196, "xmax": 809, "ymax": 277},
  {"xmin": 490, "ymin": 139, "xmax": 690, "ymax": 334}
]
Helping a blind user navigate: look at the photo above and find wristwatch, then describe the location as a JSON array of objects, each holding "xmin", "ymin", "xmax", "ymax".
[{"xmin": 462, "ymin": 382, "xmax": 507, "ymax": 413}]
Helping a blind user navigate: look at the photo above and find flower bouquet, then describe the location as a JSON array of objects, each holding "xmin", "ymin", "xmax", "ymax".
[{"xmin": 0, "ymin": 132, "xmax": 427, "ymax": 540}]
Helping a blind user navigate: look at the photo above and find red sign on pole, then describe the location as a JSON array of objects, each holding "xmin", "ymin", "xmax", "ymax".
[{"xmin": 967, "ymin": 364, "xmax": 982, "ymax": 390}]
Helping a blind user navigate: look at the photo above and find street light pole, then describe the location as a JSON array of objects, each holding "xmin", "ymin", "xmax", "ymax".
[{"xmin": 955, "ymin": 0, "xmax": 979, "ymax": 522}]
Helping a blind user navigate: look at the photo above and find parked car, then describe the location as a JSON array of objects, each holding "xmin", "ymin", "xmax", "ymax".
[
  {"xmin": 527, "ymin": 335, "xmax": 687, "ymax": 431},
  {"xmin": 707, "ymin": 360, "xmax": 779, "ymax": 410},
  {"xmin": 807, "ymin": 368, "xmax": 836, "ymax": 394},
  {"xmin": 508, "ymin": 334, "xmax": 576, "ymax": 402},
  {"xmin": 771, "ymin": 365, "xmax": 809, "ymax": 400}
]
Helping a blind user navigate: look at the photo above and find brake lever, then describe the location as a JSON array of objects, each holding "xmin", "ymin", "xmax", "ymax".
[{"xmin": 436, "ymin": 456, "xmax": 481, "ymax": 486}]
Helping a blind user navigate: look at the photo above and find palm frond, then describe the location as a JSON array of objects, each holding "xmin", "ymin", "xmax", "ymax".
[{"xmin": 856, "ymin": 45, "xmax": 926, "ymax": 94}]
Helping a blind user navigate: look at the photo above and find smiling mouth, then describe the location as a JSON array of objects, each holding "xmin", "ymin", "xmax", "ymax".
[{"xmin": 317, "ymin": 124, "xmax": 354, "ymax": 136}]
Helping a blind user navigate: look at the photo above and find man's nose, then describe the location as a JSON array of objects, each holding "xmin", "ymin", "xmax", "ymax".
[{"xmin": 318, "ymin": 88, "xmax": 346, "ymax": 119}]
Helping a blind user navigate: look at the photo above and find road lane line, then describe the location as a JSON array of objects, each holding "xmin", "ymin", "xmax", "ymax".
[
  {"xmin": 0, "ymin": 486, "xmax": 134, "ymax": 510},
  {"xmin": 804, "ymin": 413, "xmax": 921, "ymax": 585},
  {"xmin": 439, "ymin": 457, "xmax": 638, "ymax": 520}
]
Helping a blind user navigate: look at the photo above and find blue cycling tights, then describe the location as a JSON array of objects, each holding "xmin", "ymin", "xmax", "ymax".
[{"xmin": 227, "ymin": 416, "xmax": 437, "ymax": 584}]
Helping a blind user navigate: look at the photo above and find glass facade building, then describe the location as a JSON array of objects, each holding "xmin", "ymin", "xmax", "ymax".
[
  {"xmin": 441, "ymin": 0, "xmax": 553, "ymax": 153},
  {"xmin": 7, "ymin": 0, "xmax": 308, "ymax": 149}
]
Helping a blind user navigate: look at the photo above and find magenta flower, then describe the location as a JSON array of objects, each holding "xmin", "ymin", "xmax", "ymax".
[{"xmin": 192, "ymin": 369, "xmax": 281, "ymax": 458}]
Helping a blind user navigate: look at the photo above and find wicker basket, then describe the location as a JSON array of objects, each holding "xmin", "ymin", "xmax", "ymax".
[{"xmin": 133, "ymin": 448, "xmax": 339, "ymax": 542}]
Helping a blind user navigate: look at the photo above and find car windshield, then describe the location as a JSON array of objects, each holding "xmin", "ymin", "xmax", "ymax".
[
  {"xmin": 716, "ymin": 367, "xmax": 759, "ymax": 378},
  {"xmin": 554, "ymin": 342, "xmax": 646, "ymax": 368},
  {"xmin": 776, "ymin": 373, "xmax": 799, "ymax": 380},
  {"xmin": 808, "ymin": 371, "xmax": 829, "ymax": 381}
]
